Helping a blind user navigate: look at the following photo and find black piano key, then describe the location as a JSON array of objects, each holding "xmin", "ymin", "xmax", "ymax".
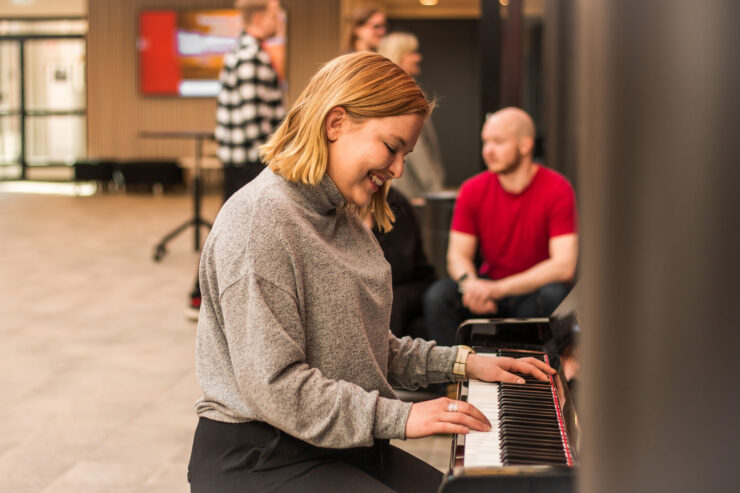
[
  {"xmin": 501, "ymin": 382, "xmax": 551, "ymax": 389},
  {"xmin": 502, "ymin": 390, "xmax": 552, "ymax": 397},
  {"xmin": 500, "ymin": 437, "xmax": 564, "ymax": 450},
  {"xmin": 501, "ymin": 441, "xmax": 565, "ymax": 453},
  {"xmin": 499, "ymin": 425, "xmax": 561, "ymax": 435},
  {"xmin": 502, "ymin": 447, "xmax": 566, "ymax": 460},
  {"xmin": 500, "ymin": 424, "xmax": 563, "ymax": 436},
  {"xmin": 499, "ymin": 408, "xmax": 559, "ymax": 420},
  {"xmin": 498, "ymin": 426, "xmax": 563, "ymax": 439},
  {"xmin": 501, "ymin": 443, "xmax": 564, "ymax": 455},
  {"xmin": 502, "ymin": 446, "xmax": 567, "ymax": 459},
  {"xmin": 501, "ymin": 381, "xmax": 551, "ymax": 389},
  {"xmin": 500, "ymin": 429, "xmax": 564, "ymax": 441},
  {"xmin": 501, "ymin": 415, "xmax": 559, "ymax": 426},
  {"xmin": 499, "ymin": 398, "xmax": 556, "ymax": 409},
  {"xmin": 505, "ymin": 456, "xmax": 568, "ymax": 466}
]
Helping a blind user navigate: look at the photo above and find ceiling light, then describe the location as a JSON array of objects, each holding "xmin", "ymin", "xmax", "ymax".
[{"xmin": 419, "ymin": 0, "xmax": 438, "ymax": 6}]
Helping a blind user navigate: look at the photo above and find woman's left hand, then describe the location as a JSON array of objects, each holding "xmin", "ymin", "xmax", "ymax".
[{"xmin": 465, "ymin": 354, "xmax": 556, "ymax": 383}]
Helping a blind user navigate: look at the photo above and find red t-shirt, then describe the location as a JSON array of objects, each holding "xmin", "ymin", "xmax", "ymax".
[{"xmin": 451, "ymin": 165, "xmax": 577, "ymax": 280}]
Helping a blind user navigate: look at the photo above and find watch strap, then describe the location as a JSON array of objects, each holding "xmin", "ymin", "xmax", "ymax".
[{"xmin": 452, "ymin": 345, "xmax": 476, "ymax": 381}]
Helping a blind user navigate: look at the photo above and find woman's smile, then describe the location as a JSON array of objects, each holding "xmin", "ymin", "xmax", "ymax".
[{"xmin": 325, "ymin": 109, "xmax": 424, "ymax": 208}]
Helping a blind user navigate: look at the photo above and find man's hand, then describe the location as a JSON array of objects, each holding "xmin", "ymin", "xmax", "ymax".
[
  {"xmin": 466, "ymin": 354, "xmax": 556, "ymax": 383},
  {"xmin": 405, "ymin": 397, "xmax": 491, "ymax": 438},
  {"xmin": 460, "ymin": 278, "xmax": 507, "ymax": 314}
]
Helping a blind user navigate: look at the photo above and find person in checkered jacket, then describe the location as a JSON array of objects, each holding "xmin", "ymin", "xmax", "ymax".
[
  {"xmin": 215, "ymin": 0, "xmax": 285, "ymax": 201},
  {"xmin": 187, "ymin": 0, "xmax": 284, "ymax": 322}
]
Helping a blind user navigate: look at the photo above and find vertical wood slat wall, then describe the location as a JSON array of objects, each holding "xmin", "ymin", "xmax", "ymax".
[
  {"xmin": 284, "ymin": 0, "xmax": 341, "ymax": 108},
  {"xmin": 88, "ymin": 0, "xmax": 343, "ymax": 162},
  {"xmin": 87, "ymin": 0, "xmax": 233, "ymax": 161}
]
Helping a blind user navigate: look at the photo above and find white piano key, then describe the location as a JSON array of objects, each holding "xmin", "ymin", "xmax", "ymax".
[{"xmin": 464, "ymin": 379, "xmax": 502, "ymax": 467}]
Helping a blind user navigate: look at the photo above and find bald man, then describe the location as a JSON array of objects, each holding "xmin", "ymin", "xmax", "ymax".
[{"xmin": 423, "ymin": 107, "xmax": 578, "ymax": 346}]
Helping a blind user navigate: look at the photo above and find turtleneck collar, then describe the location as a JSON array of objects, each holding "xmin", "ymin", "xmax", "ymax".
[{"xmin": 285, "ymin": 172, "xmax": 345, "ymax": 215}]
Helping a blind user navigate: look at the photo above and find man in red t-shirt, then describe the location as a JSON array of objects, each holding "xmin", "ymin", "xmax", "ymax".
[{"xmin": 423, "ymin": 107, "xmax": 578, "ymax": 346}]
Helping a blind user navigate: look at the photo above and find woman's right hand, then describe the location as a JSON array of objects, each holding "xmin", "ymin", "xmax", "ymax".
[{"xmin": 405, "ymin": 397, "xmax": 490, "ymax": 439}]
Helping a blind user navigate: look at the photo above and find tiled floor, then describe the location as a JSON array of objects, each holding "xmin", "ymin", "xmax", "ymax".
[{"xmin": 0, "ymin": 185, "xmax": 449, "ymax": 492}]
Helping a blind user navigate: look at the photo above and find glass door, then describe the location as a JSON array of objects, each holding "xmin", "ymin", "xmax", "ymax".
[
  {"xmin": 0, "ymin": 18, "xmax": 87, "ymax": 180},
  {"xmin": 0, "ymin": 40, "xmax": 21, "ymax": 178},
  {"xmin": 24, "ymin": 38, "xmax": 86, "ymax": 167}
]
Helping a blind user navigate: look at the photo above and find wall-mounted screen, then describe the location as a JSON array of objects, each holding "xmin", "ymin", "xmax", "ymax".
[{"xmin": 137, "ymin": 9, "xmax": 241, "ymax": 97}]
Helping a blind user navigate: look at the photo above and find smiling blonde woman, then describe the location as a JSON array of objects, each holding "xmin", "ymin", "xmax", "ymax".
[{"xmin": 188, "ymin": 51, "xmax": 554, "ymax": 492}]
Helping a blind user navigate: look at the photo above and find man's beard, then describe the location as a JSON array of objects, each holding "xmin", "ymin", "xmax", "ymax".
[{"xmin": 493, "ymin": 149, "xmax": 523, "ymax": 175}]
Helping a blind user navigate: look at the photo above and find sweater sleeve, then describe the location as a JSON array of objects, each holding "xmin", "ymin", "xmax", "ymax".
[
  {"xmin": 386, "ymin": 333, "xmax": 458, "ymax": 389},
  {"xmin": 219, "ymin": 273, "xmax": 412, "ymax": 448}
]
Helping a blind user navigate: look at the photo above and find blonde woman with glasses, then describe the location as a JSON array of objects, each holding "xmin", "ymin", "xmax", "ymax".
[
  {"xmin": 187, "ymin": 51, "xmax": 554, "ymax": 492},
  {"xmin": 378, "ymin": 32, "xmax": 446, "ymax": 202}
]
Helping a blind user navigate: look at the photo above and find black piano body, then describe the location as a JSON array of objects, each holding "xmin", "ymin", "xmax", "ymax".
[{"xmin": 440, "ymin": 316, "xmax": 580, "ymax": 493}]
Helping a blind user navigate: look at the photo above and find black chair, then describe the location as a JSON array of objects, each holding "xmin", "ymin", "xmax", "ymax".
[
  {"xmin": 420, "ymin": 190, "xmax": 458, "ymax": 277},
  {"xmin": 73, "ymin": 159, "xmax": 118, "ymax": 192},
  {"xmin": 118, "ymin": 160, "xmax": 183, "ymax": 193}
]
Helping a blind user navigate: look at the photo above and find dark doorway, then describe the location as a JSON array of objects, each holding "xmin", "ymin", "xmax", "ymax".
[{"xmin": 388, "ymin": 19, "xmax": 481, "ymax": 188}]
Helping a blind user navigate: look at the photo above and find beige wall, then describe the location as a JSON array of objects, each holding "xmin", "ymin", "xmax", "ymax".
[
  {"xmin": 0, "ymin": 0, "xmax": 86, "ymax": 17},
  {"xmin": 88, "ymin": 0, "xmax": 343, "ymax": 161},
  {"xmin": 284, "ymin": 0, "xmax": 341, "ymax": 108},
  {"xmin": 87, "ymin": 0, "xmax": 233, "ymax": 161}
]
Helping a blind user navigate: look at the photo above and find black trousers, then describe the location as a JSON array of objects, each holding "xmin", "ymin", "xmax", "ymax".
[{"xmin": 188, "ymin": 417, "xmax": 443, "ymax": 493}]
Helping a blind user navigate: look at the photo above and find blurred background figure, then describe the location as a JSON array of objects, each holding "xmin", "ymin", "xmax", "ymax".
[
  {"xmin": 364, "ymin": 187, "xmax": 437, "ymax": 340},
  {"xmin": 423, "ymin": 108, "xmax": 578, "ymax": 347},
  {"xmin": 187, "ymin": 0, "xmax": 286, "ymax": 320},
  {"xmin": 345, "ymin": 6, "xmax": 387, "ymax": 52},
  {"xmin": 216, "ymin": 0, "xmax": 285, "ymax": 196},
  {"xmin": 378, "ymin": 32, "xmax": 445, "ymax": 203},
  {"xmin": 261, "ymin": 4, "xmax": 286, "ymax": 86},
  {"xmin": 377, "ymin": 31, "xmax": 421, "ymax": 76}
]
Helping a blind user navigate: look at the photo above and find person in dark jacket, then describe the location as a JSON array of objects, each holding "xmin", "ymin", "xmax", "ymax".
[{"xmin": 369, "ymin": 187, "xmax": 436, "ymax": 339}]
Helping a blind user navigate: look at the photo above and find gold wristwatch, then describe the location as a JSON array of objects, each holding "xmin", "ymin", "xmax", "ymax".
[{"xmin": 452, "ymin": 345, "xmax": 476, "ymax": 381}]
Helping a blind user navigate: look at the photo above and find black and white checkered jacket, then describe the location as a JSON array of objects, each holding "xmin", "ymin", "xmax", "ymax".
[{"xmin": 215, "ymin": 32, "xmax": 285, "ymax": 167}]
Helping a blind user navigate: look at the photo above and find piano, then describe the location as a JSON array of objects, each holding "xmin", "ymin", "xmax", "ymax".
[{"xmin": 441, "ymin": 315, "xmax": 580, "ymax": 493}]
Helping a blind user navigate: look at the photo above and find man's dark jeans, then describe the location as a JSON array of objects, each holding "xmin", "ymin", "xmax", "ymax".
[{"xmin": 422, "ymin": 277, "xmax": 571, "ymax": 347}]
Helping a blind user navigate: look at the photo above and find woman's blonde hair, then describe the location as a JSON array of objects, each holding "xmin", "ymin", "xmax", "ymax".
[
  {"xmin": 377, "ymin": 32, "xmax": 419, "ymax": 67},
  {"xmin": 260, "ymin": 51, "xmax": 432, "ymax": 232}
]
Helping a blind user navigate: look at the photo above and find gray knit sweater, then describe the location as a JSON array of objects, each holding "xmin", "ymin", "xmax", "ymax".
[{"xmin": 194, "ymin": 168, "xmax": 458, "ymax": 448}]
